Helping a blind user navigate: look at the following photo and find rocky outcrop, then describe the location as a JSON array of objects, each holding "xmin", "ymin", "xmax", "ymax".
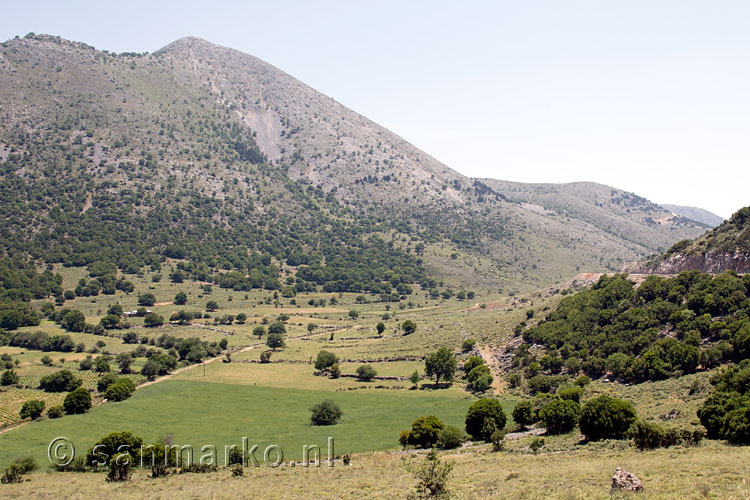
[
  {"xmin": 611, "ymin": 467, "xmax": 643, "ymax": 493},
  {"xmin": 636, "ymin": 251, "xmax": 750, "ymax": 274}
]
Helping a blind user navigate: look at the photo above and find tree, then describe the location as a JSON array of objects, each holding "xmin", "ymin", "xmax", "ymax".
[
  {"xmin": 538, "ymin": 398, "xmax": 580, "ymax": 435},
  {"xmin": 116, "ymin": 352, "xmax": 132, "ymax": 374},
  {"xmin": 437, "ymin": 425, "xmax": 465, "ymax": 450},
  {"xmin": 376, "ymin": 322, "xmax": 385, "ymax": 336},
  {"xmin": 97, "ymin": 373, "xmax": 120, "ymax": 393},
  {"xmin": 141, "ymin": 359, "xmax": 161, "ymax": 379},
  {"xmin": 144, "ymin": 312, "xmax": 164, "ymax": 327},
  {"xmin": 401, "ymin": 320, "xmax": 417, "ymax": 335},
  {"xmin": 206, "ymin": 300, "xmax": 219, "ymax": 312},
  {"xmin": 466, "ymin": 364, "xmax": 493, "ymax": 392},
  {"xmin": 404, "ymin": 415, "xmax": 445, "ymax": 448},
  {"xmin": 64, "ymin": 387, "xmax": 92, "ymax": 414},
  {"xmin": 94, "ymin": 356, "xmax": 110, "ymax": 373},
  {"xmin": 356, "ymin": 364, "xmax": 377, "ymax": 380},
  {"xmin": 174, "ymin": 292, "xmax": 188, "ymax": 305},
  {"xmin": 425, "ymin": 347, "xmax": 457, "ymax": 385},
  {"xmin": 1, "ymin": 369, "xmax": 19, "ymax": 386},
  {"xmin": 579, "ymin": 395, "xmax": 637, "ymax": 441},
  {"xmin": 310, "ymin": 399, "xmax": 343, "ymax": 425},
  {"xmin": 268, "ymin": 321, "xmax": 286, "ymax": 335},
  {"xmin": 20, "ymin": 400, "xmax": 45, "ymax": 420},
  {"xmin": 86, "ymin": 431, "xmax": 143, "ymax": 468},
  {"xmin": 236, "ymin": 313, "xmax": 247, "ymax": 324},
  {"xmin": 61, "ymin": 309, "xmax": 85, "ymax": 332},
  {"xmin": 512, "ymin": 400, "xmax": 537, "ymax": 429},
  {"xmin": 465, "ymin": 398, "xmax": 507, "ymax": 441},
  {"xmin": 315, "ymin": 350, "xmax": 339, "ymax": 371},
  {"xmin": 41, "ymin": 355, "xmax": 53, "ymax": 366},
  {"xmin": 253, "ymin": 326, "xmax": 266, "ymax": 339},
  {"xmin": 348, "ymin": 310, "xmax": 359, "ymax": 320},
  {"xmin": 266, "ymin": 333, "xmax": 285, "ymax": 350},
  {"xmin": 39, "ymin": 370, "xmax": 82, "ymax": 392},
  {"xmin": 461, "ymin": 338, "xmax": 477, "ymax": 352},
  {"xmin": 138, "ymin": 293, "xmax": 156, "ymax": 307},
  {"xmin": 260, "ymin": 351, "xmax": 272, "ymax": 363},
  {"xmin": 410, "ymin": 370, "xmax": 421, "ymax": 386},
  {"xmin": 47, "ymin": 405, "xmax": 64, "ymax": 419},
  {"xmin": 104, "ymin": 381, "xmax": 134, "ymax": 402}
]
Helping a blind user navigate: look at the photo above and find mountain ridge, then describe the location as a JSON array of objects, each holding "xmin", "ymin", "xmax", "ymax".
[{"xmin": 0, "ymin": 33, "xmax": 709, "ymax": 290}]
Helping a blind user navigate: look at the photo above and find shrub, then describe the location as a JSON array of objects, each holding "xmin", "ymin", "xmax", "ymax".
[
  {"xmin": 315, "ymin": 350, "xmax": 339, "ymax": 371},
  {"xmin": 401, "ymin": 320, "xmax": 417, "ymax": 335},
  {"xmin": 403, "ymin": 448, "xmax": 454, "ymax": 500},
  {"xmin": 97, "ymin": 373, "xmax": 119, "ymax": 393},
  {"xmin": 267, "ymin": 321, "xmax": 286, "ymax": 335},
  {"xmin": 556, "ymin": 384, "xmax": 583, "ymax": 403},
  {"xmin": 1, "ymin": 457, "xmax": 36, "ymax": 484},
  {"xmin": 39, "ymin": 370, "xmax": 82, "ymax": 392},
  {"xmin": 144, "ymin": 313, "xmax": 164, "ymax": 327},
  {"xmin": 138, "ymin": 293, "xmax": 156, "ymax": 307},
  {"xmin": 404, "ymin": 415, "xmax": 445, "ymax": 448},
  {"xmin": 19, "ymin": 400, "xmax": 45, "ymax": 420},
  {"xmin": 86, "ymin": 431, "xmax": 144, "ymax": 468},
  {"xmin": 512, "ymin": 400, "xmax": 537, "ymax": 429},
  {"xmin": 579, "ymin": 395, "xmax": 637, "ymax": 441},
  {"xmin": 437, "ymin": 425, "xmax": 464, "ymax": 450},
  {"xmin": 310, "ymin": 399, "xmax": 343, "ymax": 426},
  {"xmin": 721, "ymin": 406, "xmax": 750, "ymax": 445},
  {"xmin": 1, "ymin": 369, "xmax": 19, "ymax": 386},
  {"xmin": 47, "ymin": 405, "xmax": 64, "ymax": 419},
  {"xmin": 63, "ymin": 387, "xmax": 92, "ymax": 414},
  {"xmin": 462, "ymin": 356, "xmax": 484, "ymax": 375},
  {"xmin": 329, "ymin": 363, "xmax": 341, "ymax": 378},
  {"xmin": 465, "ymin": 398, "xmax": 507, "ymax": 441},
  {"xmin": 105, "ymin": 381, "xmax": 135, "ymax": 402},
  {"xmin": 538, "ymin": 398, "xmax": 580, "ymax": 435},
  {"xmin": 529, "ymin": 436, "xmax": 545, "ymax": 455},
  {"xmin": 629, "ymin": 419, "xmax": 705, "ymax": 450},
  {"xmin": 174, "ymin": 292, "xmax": 188, "ymax": 305},
  {"xmin": 259, "ymin": 351, "xmax": 272, "ymax": 363},
  {"xmin": 461, "ymin": 338, "xmax": 477, "ymax": 352},
  {"xmin": 356, "ymin": 364, "xmax": 377, "ymax": 381},
  {"xmin": 467, "ymin": 364, "xmax": 493, "ymax": 392},
  {"xmin": 491, "ymin": 429, "xmax": 507, "ymax": 451},
  {"xmin": 107, "ymin": 453, "xmax": 132, "ymax": 482}
]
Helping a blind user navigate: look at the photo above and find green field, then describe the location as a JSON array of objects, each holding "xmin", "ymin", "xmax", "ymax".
[{"xmin": 0, "ymin": 379, "xmax": 496, "ymax": 466}]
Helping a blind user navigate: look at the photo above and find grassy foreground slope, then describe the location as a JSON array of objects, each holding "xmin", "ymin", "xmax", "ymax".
[{"xmin": 2, "ymin": 441, "xmax": 749, "ymax": 500}]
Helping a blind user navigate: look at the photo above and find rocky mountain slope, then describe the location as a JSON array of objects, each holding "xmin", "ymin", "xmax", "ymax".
[
  {"xmin": 636, "ymin": 207, "xmax": 750, "ymax": 274},
  {"xmin": 0, "ymin": 34, "xmax": 709, "ymax": 288}
]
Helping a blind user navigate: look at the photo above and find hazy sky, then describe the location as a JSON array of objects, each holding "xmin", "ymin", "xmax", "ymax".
[{"xmin": 3, "ymin": 1, "xmax": 748, "ymax": 218}]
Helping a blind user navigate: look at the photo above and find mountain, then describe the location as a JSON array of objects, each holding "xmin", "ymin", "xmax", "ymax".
[
  {"xmin": 636, "ymin": 206, "xmax": 750, "ymax": 274},
  {"xmin": 0, "ymin": 34, "xmax": 708, "ymax": 293},
  {"xmin": 660, "ymin": 204, "xmax": 724, "ymax": 228}
]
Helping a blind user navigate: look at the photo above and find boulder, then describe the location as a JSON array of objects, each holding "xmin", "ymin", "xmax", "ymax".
[{"xmin": 611, "ymin": 467, "xmax": 643, "ymax": 493}]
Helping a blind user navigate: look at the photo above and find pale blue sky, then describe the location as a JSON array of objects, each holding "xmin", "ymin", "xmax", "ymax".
[{"xmin": 2, "ymin": 0, "xmax": 748, "ymax": 218}]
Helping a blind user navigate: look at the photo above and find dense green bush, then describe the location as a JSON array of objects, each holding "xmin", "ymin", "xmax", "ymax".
[
  {"xmin": 512, "ymin": 400, "xmax": 537, "ymax": 429},
  {"xmin": 437, "ymin": 425, "xmax": 465, "ymax": 449},
  {"xmin": 314, "ymin": 350, "xmax": 339, "ymax": 371},
  {"xmin": 629, "ymin": 419, "xmax": 704, "ymax": 450},
  {"xmin": 39, "ymin": 369, "xmax": 82, "ymax": 392},
  {"xmin": 19, "ymin": 399, "xmax": 45, "ymax": 420},
  {"xmin": 47, "ymin": 405, "xmax": 64, "ymax": 419},
  {"xmin": 538, "ymin": 398, "xmax": 580, "ymax": 434},
  {"xmin": 465, "ymin": 398, "xmax": 507, "ymax": 441},
  {"xmin": 356, "ymin": 364, "xmax": 377, "ymax": 381},
  {"xmin": 86, "ymin": 431, "xmax": 144, "ymax": 468},
  {"xmin": 310, "ymin": 399, "xmax": 342, "ymax": 426},
  {"xmin": 579, "ymin": 395, "xmax": 637, "ymax": 441},
  {"xmin": 403, "ymin": 415, "xmax": 445, "ymax": 448},
  {"xmin": 1, "ymin": 457, "xmax": 36, "ymax": 484},
  {"xmin": 63, "ymin": 387, "xmax": 92, "ymax": 415}
]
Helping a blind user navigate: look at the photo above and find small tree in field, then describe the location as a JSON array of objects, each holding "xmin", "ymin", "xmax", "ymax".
[
  {"xmin": 376, "ymin": 322, "xmax": 385, "ymax": 336},
  {"xmin": 401, "ymin": 320, "xmax": 417, "ymax": 335},
  {"xmin": 64, "ymin": 387, "xmax": 92, "ymax": 414},
  {"xmin": 310, "ymin": 399, "xmax": 342, "ymax": 425},
  {"xmin": 253, "ymin": 326, "xmax": 266, "ymax": 339},
  {"xmin": 174, "ymin": 292, "xmax": 188, "ymax": 305},
  {"xmin": 425, "ymin": 347, "xmax": 457, "ymax": 385},
  {"xmin": 266, "ymin": 333, "xmax": 285, "ymax": 350},
  {"xmin": 315, "ymin": 350, "xmax": 339, "ymax": 371}
]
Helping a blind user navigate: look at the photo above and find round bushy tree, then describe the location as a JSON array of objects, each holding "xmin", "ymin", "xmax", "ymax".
[
  {"xmin": 315, "ymin": 350, "xmax": 339, "ymax": 371},
  {"xmin": 579, "ymin": 395, "xmax": 637, "ymax": 441},
  {"xmin": 310, "ymin": 399, "xmax": 343, "ymax": 426},
  {"xmin": 512, "ymin": 400, "xmax": 537, "ymax": 429},
  {"xmin": 465, "ymin": 398, "xmax": 507, "ymax": 441},
  {"xmin": 64, "ymin": 387, "xmax": 92, "ymax": 415},
  {"xmin": 539, "ymin": 398, "xmax": 580, "ymax": 435},
  {"xmin": 19, "ymin": 400, "xmax": 45, "ymax": 420},
  {"xmin": 406, "ymin": 415, "xmax": 445, "ymax": 448}
]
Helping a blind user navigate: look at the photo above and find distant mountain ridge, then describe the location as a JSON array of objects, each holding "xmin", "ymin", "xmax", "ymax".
[
  {"xmin": 660, "ymin": 204, "xmax": 724, "ymax": 228},
  {"xmin": 0, "ymin": 34, "xmax": 709, "ymax": 289}
]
